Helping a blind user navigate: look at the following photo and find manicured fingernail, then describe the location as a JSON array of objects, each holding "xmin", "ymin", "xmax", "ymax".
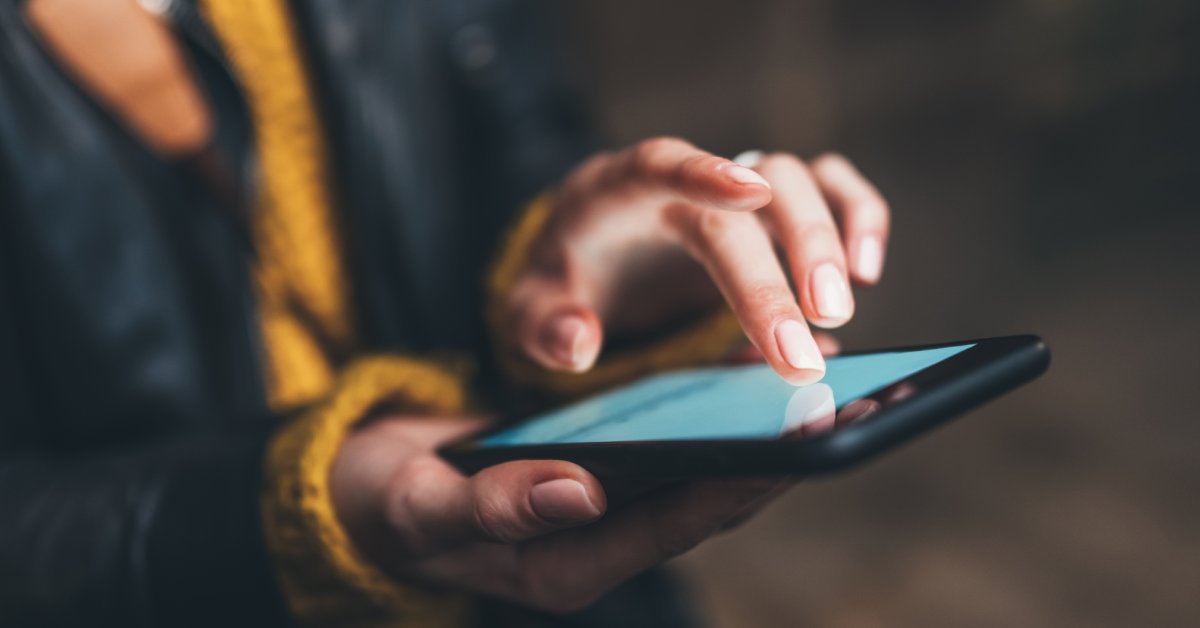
[
  {"xmin": 856, "ymin": 235, "xmax": 883, "ymax": 283},
  {"xmin": 838, "ymin": 399, "xmax": 880, "ymax": 424},
  {"xmin": 811, "ymin": 263, "xmax": 852, "ymax": 322},
  {"xmin": 774, "ymin": 319, "xmax": 825, "ymax": 379},
  {"xmin": 548, "ymin": 315, "xmax": 593, "ymax": 372},
  {"xmin": 530, "ymin": 479, "xmax": 602, "ymax": 524},
  {"xmin": 719, "ymin": 163, "xmax": 771, "ymax": 188}
]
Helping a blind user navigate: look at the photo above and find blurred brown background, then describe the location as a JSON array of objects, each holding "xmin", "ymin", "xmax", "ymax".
[{"xmin": 543, "ymin": 1, "xmax": 1200, "ymax": 626}]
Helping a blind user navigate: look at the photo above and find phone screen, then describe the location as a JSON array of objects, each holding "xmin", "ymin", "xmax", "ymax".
[{"xmin": 479, "ymin": 343, "xmax": 976, "ymax": 447}]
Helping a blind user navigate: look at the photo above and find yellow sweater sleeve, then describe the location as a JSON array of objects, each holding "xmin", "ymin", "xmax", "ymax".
[
  {"xmin": 487, "ymin": 194, "xmax": 747, "ymax": 399},
  {"xmin": 261, "ymin": 356, "xmax": 472, "ymax": 628},
  {"xmin": 198, "ymin": 2, "xmax": 471, "ymax": 625}
]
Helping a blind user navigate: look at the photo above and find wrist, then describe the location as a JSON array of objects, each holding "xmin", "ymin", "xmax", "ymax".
[{"xmin": 330, "ymin": 417, "xmax": 416, "ymax": 574}]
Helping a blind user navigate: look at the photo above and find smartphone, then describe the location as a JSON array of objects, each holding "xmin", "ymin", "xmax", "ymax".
[{"xmin": 441, "ymin": 335, "xmax": 1050, "ymax": 478}]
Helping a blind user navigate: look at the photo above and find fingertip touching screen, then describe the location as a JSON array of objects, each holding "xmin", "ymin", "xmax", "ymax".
[{"xmin": 480, "ymin": 343, "xmax": 976, "ymax": 447}]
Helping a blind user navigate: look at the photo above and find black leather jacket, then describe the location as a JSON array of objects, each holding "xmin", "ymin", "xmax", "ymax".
[{"xmin": 0, "ymin": 0, "xmax": 590, "ymax": 625}]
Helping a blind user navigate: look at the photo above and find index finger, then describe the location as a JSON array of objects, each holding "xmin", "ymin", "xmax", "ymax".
[{"xmin": 592, "ymin": 137, "xmax": 774, "ymax": 212}]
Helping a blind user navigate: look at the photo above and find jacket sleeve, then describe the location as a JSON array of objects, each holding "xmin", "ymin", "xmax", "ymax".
[
  {"xmin": 0, "ymin": 281, "xmax": 291, "ymax": 626},
  {"xmin": 449, "ymin": 0, "xmax": 598, "ymax": 217},
  {"xmin": 0, "ymin": 300, "xmax": 470, "ymax": 628}
]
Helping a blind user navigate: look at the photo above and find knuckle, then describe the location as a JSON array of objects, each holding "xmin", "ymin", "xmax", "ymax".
[
  {"xmin": 638, "ymin": 135, "xmax": 689, "ymax": 156},
  {"xmin": 677, "ymin": 153, "xmax": 725, "ymax": 186},
  {"xmin": 471, "ymin": 491, "xmax": 524, "ymax": 544},
  {"xmin": 660, "ymin": 201, "xmax": 696, "ymax": 233},
  {"xmin": 387, "ymin": 496, "xmax": 434, "ymax": 555},
  {"xmin": 812, "ymin": 152, "xmax": 852, "ymax": 172},
  {"xmin": 809, "ymin": 154, "xmax": 891, "ymax": 224},
  {"xmin": 746, "ymin": 284, "xmax": 798, "ymax": 315},
  {"xmin": 868, "ymin": 195, "xmax": 892, "ymax": 219},
  {"xmin": 841, "ymin": 194, "xmax": 890, "ymax": 231},
  {"xmin": 383, "ymin": 459, "xmax": 444, "ymax": 555},
  {"xmin": 759, "ymin": 153, "xmax": 821, "ymax": 189},
  {"xmin": 858, "ymin": 200, "xmax": 892, "ymax": 228},
  {"xmin": 746, "ymin": 289, "xmax": 803, "ymax": 329},
  {"xmin": 689, "ymin": 208, "xmax": 746, "ymax": 249},
  {"xmin": 574, "ymin": 151, "xmax": 613, "ymax": 182},
  {"xmin": 560, "ymin": 152, "xmax": 615, "ymax": 202},
  {"xmin": 792, "ymin": 222, "xmax": 842, "ymax": 247},
  {"xmin": 388, "ymin": 456, "xmax": 430, "ymax": 491},
  {"xmin": 630, "ymin": 136, "xmax": 689, "ymax": 174}
]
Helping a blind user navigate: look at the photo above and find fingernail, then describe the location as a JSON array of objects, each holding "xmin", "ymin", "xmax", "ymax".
[
  {"xmin": 530, "ymin": 479, "xmax": 602, "ymax": 524},
  {"xmin": 719, "ymin": 163, "xmax": 771, "ymax": 188},
  {"xmin": 811, "ymin": 263, "xmax": 852, "ymax": 322},
  {"xmin": 774, "ymin": 319, "xmax": 825, "ymax": 380},
  {"xmin": 838, "ymin": 399, "xmax": 880, "ymax": 425},
  {"xmin": 856, "ymin": 235, "xmax": 883, "ymax": 283},
  {"xmin": 549, "ymin": 315, "xmax": 592, "ymax": 372}
]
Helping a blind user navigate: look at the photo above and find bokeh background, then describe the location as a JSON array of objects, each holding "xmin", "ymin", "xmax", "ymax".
[{"xmin": 542, "ymin": 1, "xmax": 1200, "ymax": 626}]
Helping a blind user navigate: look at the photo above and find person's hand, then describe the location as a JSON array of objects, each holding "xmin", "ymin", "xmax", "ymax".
[
  {"xmin": 332, "ymin": 414, "xmax": 787, "ymax": 612},
  {"xmin": 500, "ymin": 138, "xmax": 889, "ymax": 385}
]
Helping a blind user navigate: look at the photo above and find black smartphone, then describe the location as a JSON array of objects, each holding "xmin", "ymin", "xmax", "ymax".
[{"xmin": 441, "ymin": 335, "xmax": 1050, "ymax": 478}]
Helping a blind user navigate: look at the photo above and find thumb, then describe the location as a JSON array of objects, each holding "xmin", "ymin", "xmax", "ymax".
[
  {"xmin": 388, "ymin": 459, "xmax": 607, "ymax": 553},
  {"xmin": 509, "ymin": 273, "xmax": 604, "ymax": 373}
]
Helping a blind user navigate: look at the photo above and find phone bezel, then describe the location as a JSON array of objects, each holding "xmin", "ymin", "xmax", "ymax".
[{"xmin": 439, "ymin": 335, "xmax": 1050, "ymax": 478}]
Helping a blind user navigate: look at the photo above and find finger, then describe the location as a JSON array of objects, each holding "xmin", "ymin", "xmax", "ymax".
[
  {"xmin": 810, "ymin": 153, "xmax": 890, "ymax": 285},
  {"xmin": 506, "ymin": 268, "xmax": 604, "ymax": 373},
  {"xmin": 836, "ymin": 398, "xmax": 880, "ymax": 426},
  {"xmin": 755, "ymin": 153, "xmax": 855, "ymax": 329},
  {"xmin": 798, "ymin": 410, "xmax": 836, "ymax": 436},
  {"xmin": 598, "ymin": 137, "xmax": 773, "ymax": 212},
  {"xmin": 384, "ymin": 458, "xmax": 606, "ymax": 556},
  {"xmin": 664, "ymin": 206, "xmax": 825, "ymax": 385},
  {"xmin": 880, "ymin": 381, "xmax": 918, "ymax": 405},
  {"xmin": 517, "ymin": 478, "xmax": 785, "ymax": 612}
]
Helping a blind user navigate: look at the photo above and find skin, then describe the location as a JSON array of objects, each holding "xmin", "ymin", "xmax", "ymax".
[
  {"xmin": 25, "ymin": 0, "xmax": 213, "ymax": 155},
  {"xmin": 334, "ymin": 138, "xmax": 891, "ymax": 612},
  {"xmin": 501, "ymin": 138, "xmax": 890, "ymax": 385},
  {"xmin": 333, "ymin": 416, "xmax": 789, "ymax": 612},
  {"xmin": 31, "ymin": 0, "xmax": 893, "ymax": 610}
]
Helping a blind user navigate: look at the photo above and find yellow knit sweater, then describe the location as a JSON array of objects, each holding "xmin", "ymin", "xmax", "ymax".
[{"xmin": 201, "ymin": 2, "xmax": 744, "ymax": 626}]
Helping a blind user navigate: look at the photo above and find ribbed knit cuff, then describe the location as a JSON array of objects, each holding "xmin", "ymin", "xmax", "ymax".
[{"xmin": 261, "ymin": 356, "xmax": 472, "ymax": 627}]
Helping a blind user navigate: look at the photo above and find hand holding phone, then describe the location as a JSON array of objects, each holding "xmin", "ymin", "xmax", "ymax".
[
  {"xmin": 347, "ymin": 335, "xmax": 1047, "ymax": 612},
  {"xmin": 331, "ymin": 415, "xmax": 788, "ymax": 614}
]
